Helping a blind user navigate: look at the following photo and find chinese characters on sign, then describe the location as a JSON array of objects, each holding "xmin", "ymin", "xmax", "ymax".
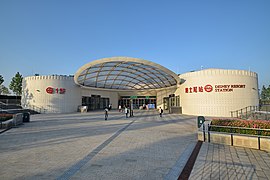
[
  {"xmin": 185, "ymin": 84, "xmax": 245, "ymax": 93},
  {"xmin": 46, "ymin": 87, "xmax": 66, "ymax": 94},
  {"xmin": 185, "ymin": 86, "xmax": 204, "ymax": 93}
]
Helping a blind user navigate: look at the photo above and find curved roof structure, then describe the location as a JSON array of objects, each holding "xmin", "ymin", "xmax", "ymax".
[{"xmin": 74, "ymin": 57, "xmax": 180, "ymax": 90}]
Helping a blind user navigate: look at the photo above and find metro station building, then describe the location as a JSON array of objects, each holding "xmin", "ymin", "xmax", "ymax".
[{"xmin": 21, "ymin": 57, "xmax": 259, "ymax": 117}]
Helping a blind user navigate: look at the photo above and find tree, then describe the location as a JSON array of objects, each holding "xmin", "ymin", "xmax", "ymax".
[
  {"xmin": 261, "ymin": 85, "xmax": 270, "ymax": 100},
  {"xmin": 9, "ymin": 72, "xmax": 23, "ymax": 95},
  {"xmin": 0, "ymin": 85, "xmax": 10, "ymax": 95},
  {"xmin": 0, "ymin": 75, "xmax": 10, "ymax": 95},
  {"xmin": 261, "ymin": 85, "xmax": 267, "ymax": 100}
]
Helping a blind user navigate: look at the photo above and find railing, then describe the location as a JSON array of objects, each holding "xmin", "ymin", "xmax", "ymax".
[
  {"xmin": 230, "ymin": 106, "xmax": 258, "ymax": 119},
  {"xmin": 26, "ymin": 105, "xmax": 47, "ymax": 114},
  {"xmin": 202, "ymin": 124, "xmax": 270, "ymax": 150}
]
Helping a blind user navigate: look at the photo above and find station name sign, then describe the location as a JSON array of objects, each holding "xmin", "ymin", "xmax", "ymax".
[
  {"xmin": 46, "ymin": 87, "xmax": 66, "ymax": 94},
  {"xmin": 185, "ymin": 84, "xmax": 246, "ymax": 94}
]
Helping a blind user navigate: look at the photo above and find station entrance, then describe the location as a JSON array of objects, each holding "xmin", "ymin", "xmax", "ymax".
[
  {"xmin": 82, "ymin": 95, "xmax": 110, "ymax": 110},
  {"xmin": 119, "ymin": 96, "xmax": 156, "ymax": 109},
  {"xmin": 163, "ymin": 94, "xmax": 181, "ymax": 113}
]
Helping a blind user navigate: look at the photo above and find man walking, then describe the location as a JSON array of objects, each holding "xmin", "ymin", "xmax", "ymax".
[
  {"xmin": 159, "ymin": 107, "xmax": 163, "ymax": 117},
  {"xmin": 104, "ymin": 107, "xmax": 109, "ymax": 120},
  {"xmin": 124, "ymin": 106, "xmax": 129, "ymax": 118}
]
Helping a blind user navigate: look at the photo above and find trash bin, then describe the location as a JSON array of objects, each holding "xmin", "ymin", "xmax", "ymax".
[
  {"xmin": 23, "ymin": 112, "xmax": 30, "ymax": 122},
  {"xmin": 197, "ymin": 116, "xmax": 205, "ymax": 128}
]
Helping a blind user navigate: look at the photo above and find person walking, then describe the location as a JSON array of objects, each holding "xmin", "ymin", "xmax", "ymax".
[
  {"xmin": 104, "ymin": 107, "xmax": 109, "ymax": 120},
  {"xmin": 159, "ymin": 107, "xmax": 163, "ymax": 117},
  {"xmin": 118, "ymin": 105, "xmax": 122, "ymax": 112},
  {"xmin": 108, "ymin": 104, "xmax": 112, "ymax": 111},
  {"xmin": 124, "ymin": 107, "xmax": 129, "ymax": 118}
]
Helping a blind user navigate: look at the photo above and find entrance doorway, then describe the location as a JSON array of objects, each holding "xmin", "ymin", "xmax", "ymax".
[
  {"xmin": 163, "ymin": 95, "xmax": 181, "ymax": 113},
  {"xmin": 82, "ymin": 95, "xmax": 109, "ymax": 110},
  {"xmin": 119, "ymin": 96, "xmax": 156, "ymax": 109}
]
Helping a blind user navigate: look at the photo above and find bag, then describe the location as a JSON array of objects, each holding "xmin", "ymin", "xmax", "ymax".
[{"xmin": 161, "ymin": 109, "xmax": 163, "ymax": 113}]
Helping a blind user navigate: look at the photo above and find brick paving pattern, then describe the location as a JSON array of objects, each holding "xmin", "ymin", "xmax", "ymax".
[
  {"xmin": 190, "ymin": 143, "xmax": 270, "ymax": 180},
  {"xmin": 0, "ymin": 110, "xmax": 197, "ymax": 180}
]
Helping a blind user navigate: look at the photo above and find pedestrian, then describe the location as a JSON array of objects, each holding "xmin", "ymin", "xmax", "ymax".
[
  {"xmin": 108, "ymin": 104, "xmax": 112, "ymax": 111},
  {"xmin": 118, "ymin": 105, "xmax": 122, "ymax": 112},
  {"xmin": 124, "ymin": 107, "xmax": 129, "ymax": 118},
  {"xmin": 159, "ymin": 107, "xmax": 163, "ymax": 117},
  {"xmin": 104, "ymin": 107, "xmax": 109, "ymax": 120}
]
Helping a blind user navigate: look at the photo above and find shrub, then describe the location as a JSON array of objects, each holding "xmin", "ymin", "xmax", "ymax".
[{"xmin": 210, "ymin": 119, "xmax": 270, "ymax": 136}]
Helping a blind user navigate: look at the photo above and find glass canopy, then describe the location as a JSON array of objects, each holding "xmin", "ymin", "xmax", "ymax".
[{"xmin": 75, "ymin": 57, "xmax": 179, "ymax": 90}]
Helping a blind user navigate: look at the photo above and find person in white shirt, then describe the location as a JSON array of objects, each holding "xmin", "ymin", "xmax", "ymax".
[
  {"xmin": 159, "ymin": 107, "xmax": 163, "ymax": 117},
  {"xmin": 118, "ymin": 105, "xmax": 122, "ymax": 112},
  {"xmin": 104, "ymin": 107, "xmax": 109, "ymax": 120},
  {"xmin": 124, "ymin": 107, "xmax": 129, "ymax": 118}
]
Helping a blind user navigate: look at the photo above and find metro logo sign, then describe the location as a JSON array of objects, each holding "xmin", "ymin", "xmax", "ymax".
[
  {"xmin": 46, "ymin": 87, "xmax": 66, "ymax": 94},
  {"xmin": 46, "ymin": 87, "xmax": 54, "ymax": 94},
  {"xmin": 204, "ymin": 85, "xmax": 213, "ymax": 92}
]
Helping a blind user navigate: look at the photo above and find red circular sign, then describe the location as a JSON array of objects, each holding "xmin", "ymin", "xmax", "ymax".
[
  {"xmin": 46, "ymin": 87, "xmax": 54, "ymax": 94},
  {"xmin": 204, "ymin": 84, "xmax": 213, "ymax": 92}
]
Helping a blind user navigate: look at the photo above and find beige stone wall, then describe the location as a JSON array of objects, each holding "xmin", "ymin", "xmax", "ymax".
[
  {"xmin": 21, "ymin": 75, "xmax": 82, "ymax": 113},
  {"xmin": 81, "ymin": 88, "xmax": 119, "ymax": 109},
  {"xmin": 156, "ymin": 87, "xmax": 177, "ymax": 109},
  {"xmin": 179, "ymin": 69, "xmax": 259, "ymax": 117}
]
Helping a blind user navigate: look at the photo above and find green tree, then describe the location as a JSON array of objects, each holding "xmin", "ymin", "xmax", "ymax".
[
  {"xmin": 0, "ymin": 75, "xmax": 10, "ymax": 95},
  {"xmin": 9, "ymin": 72, "xmax": 23, "ymax": 95},
  {"xmin": 0, "ymin": 85, "xmax": 10, "ymax": 95},
  {"xmin": 261, "ymin": 85, "xmax": 270, "ymax": 100},
  {"xmin": 261, "ymin": 85, "xmax": 267, "ymax": 99}
]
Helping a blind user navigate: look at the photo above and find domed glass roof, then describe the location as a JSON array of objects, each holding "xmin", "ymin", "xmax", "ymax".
[{"xmin": 74, "ymin": 57, "xmax": 179, "ymax": 90}]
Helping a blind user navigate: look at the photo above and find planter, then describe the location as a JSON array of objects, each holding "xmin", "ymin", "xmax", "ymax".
[{"xmin": 198, "ymin": 131, "xmax": 270, "ymax": 152}]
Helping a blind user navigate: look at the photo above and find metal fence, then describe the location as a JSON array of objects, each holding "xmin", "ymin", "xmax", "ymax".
[{"xmin": 230, "ymin": 105, "xmax": 270, "ymax": 120}]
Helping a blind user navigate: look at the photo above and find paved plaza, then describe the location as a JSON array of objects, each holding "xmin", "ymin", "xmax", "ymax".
[
  {"xmin": 1, "ymin": 110, "xmax": 270, "ymax": 180},
  {"xmin": 0, "ymin": 110, "xmax": 197, "ymax": 180},
  {"xmin": 190, "ymin": 143, "xmax": 270, "ymax": 180}
]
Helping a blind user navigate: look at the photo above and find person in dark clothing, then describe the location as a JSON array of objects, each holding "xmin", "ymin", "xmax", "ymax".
[
  {"xmin": 159, "ymin": 107, "xmax": 163, "ymax": 117},
  {"xmin": 104, "ymin": 107, "xmax": 109, "ymax": 120}
]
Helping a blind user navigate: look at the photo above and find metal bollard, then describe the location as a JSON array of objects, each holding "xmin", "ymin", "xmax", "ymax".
[
  {"xmin": 230, "ymin": 126, "xmax": 233, "ymax": 146},
  {"xmin": 258, "ymin": 128, "xmax": 261, "ymax": 150},
  {"xmin": 208, "ymin": 124, "xmax": 210, "ymax": 142},
  {"xmin": 203, "ymin": 124, "xmax": 206, "ymax": 142}
]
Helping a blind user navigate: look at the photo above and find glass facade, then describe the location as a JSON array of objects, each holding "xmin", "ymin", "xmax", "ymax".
[
  {"xmin": 119, "ymin": 96, "xmax": 156, "ymax": 109},
  {"xmin": 82, "ymin": 95, "xmax": 109, "ymax": 110},
  {"xmin": 76, "ymin": 61, "xmax": 177, "ymax": 90}
]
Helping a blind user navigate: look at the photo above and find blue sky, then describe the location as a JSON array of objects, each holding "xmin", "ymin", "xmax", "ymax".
[{"xmin": 0, "ymin": 0, "xmax": 269, "ymax": 90}]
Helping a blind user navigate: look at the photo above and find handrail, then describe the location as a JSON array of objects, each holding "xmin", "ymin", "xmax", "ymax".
[
  {"xmin": 26, "ymin": 105, "xmax": 47, "ymax": 113},
  {"xmin": 230, "ymin": 105, "xmax": 258, "ymax": 119}
]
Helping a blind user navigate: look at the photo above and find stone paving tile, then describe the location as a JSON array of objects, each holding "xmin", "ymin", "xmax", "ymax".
[
  {"xmin": 0, "ymin": 110, "xmax": 197, "ymax": 180},
  {"xmin": 190, "ymin": 143, "xmax": 270, "ymax": 180}
]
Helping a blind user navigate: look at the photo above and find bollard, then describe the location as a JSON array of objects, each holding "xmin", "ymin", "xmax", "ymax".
[
  {"xmin": 203, "ymin": 124, "xmax": 206, "ymax": 142},
  {"xmin": 258, "ymin": 129, "xmax": 261, "ymax": 150},
  {"xmin": 230, "ymin": 126, "xmax": 233, "ymax": 146},
  {"xmin": 208, "ymin": 124, "xmax": 210, "ymax": 142}
]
